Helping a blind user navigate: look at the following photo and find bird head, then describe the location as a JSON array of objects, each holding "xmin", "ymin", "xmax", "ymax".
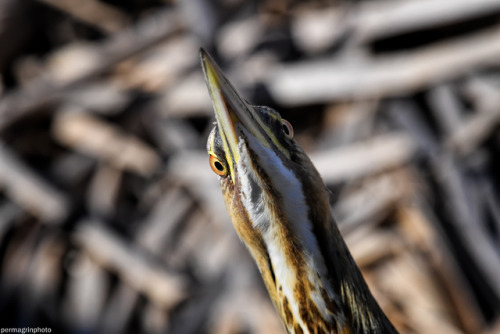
[{"xmin": 200, "ymin": 49, "xmax": 333, "ymax": 250}]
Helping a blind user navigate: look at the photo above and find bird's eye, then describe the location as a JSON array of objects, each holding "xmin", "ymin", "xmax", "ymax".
[
  {"xmin": 209, "ymin": 155, "xmax": 228, "ymax": 177},
  {"xmin": 281, "ymin": 119, "xmax": 294, "ymax": 139}
]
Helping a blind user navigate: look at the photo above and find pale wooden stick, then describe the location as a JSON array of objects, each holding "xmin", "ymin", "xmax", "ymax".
[
  {"xmin": 336, "ymin": 173, "xmax": 408, "ymax": 234},
  {"xmin": 397, "ymin": 203, "xmax": 485, "ymax": 333},
  {"xmin": 0, "ymin": 143, "xmax": 68, "ymax": 223},
  {"xmin": 137, "ymin": 186, "xmax": 192, "ymax": 254},
  {"xmin": 355, "ymin": 0, "xmax": 500, "ymax": 42},
  {"xmin": 36, "ymin": 0, "xmax": 129, "ymax": 34},
  {"xmin": 87, "ymin": 164, "xmax": 122, "ymax": 217},
  {"xmin": 310, "ymin": 133, "xmax": 415, "ymax": 184},
  {"xmin": 267, "ymin": 24, "xmax": 500, "ymax": 105},
  {"xmin": 446, "ymin": 80, "xmax": 500, "ymax": 155},
  {"xmin": 74, "ymin": 220, "xmax": 187, "ymax": 310},
  {"xmin": 100, "ymin": 284, "xmax": 139, "ymax": 334},
  {"xmin": 427, "ymin": 85, "xmax": 464, "ymax": 136},
  {"xmin": 52, "ymin": 109, "xmax": 160, "ymax": 177},
  {"xmin": 63, "ymin": 253, "xmax": 108, "ymax": 330}
]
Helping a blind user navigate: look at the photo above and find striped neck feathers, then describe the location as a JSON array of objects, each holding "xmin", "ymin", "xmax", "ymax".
[{"xmin": 221, "ymin": 133, "xmax": 398, "ymax": 334}]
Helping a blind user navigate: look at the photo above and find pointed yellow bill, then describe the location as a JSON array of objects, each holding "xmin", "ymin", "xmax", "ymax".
[{"xmin": 200, "ymin": 48, "xmax": 269, "ymax": 180}]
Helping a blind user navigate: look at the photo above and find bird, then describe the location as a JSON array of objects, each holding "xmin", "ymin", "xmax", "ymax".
[{"xmin": 200, "ymin": 48, "xmax": 398, "ymax": 334}]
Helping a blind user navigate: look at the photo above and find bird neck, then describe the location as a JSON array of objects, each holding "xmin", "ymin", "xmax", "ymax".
[
  {"xmin": 275, "ymin": 156, "xmax": 398, "ymax": 334},
  {"xmin": 263, "ymin": 203, "xmax": 399, "ymax": 334},
  {"xmin": 223, "ymin": 144, "xmax": 397, "ymax": 333},
  {"xmin": 261, "ymin": 206, "xmax": 397, "ymax": 334},
  {"xmin": 227, "ymin": 179, "xmax": 397, "ymax": 334},
  {"xmin": 314, "ymin": 217, "xmax": 399, "ymax": 334}
]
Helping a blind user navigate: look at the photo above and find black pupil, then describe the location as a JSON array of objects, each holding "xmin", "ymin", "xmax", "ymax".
[
  {"xmin": 214, "ymin": 161, "xmax": 224, "ymax": 171},
  {"xmin": 282, "ymin": 123, "xmax": 290, "ymax": 135}
]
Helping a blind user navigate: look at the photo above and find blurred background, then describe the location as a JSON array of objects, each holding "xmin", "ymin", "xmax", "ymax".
[{"xmin": 0, "ymin": 0, "xmax": 499, "ymax": 333}]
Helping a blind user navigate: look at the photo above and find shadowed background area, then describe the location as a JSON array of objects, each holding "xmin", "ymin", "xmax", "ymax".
[{"xmin": 0, "ymin": 0, "xmax": 499, "ymax": 333}]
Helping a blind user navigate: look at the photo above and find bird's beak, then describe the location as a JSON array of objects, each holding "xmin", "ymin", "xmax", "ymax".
[{"xmin": 200, "ymin": 48, "xmax": 269, "ymax": 180}]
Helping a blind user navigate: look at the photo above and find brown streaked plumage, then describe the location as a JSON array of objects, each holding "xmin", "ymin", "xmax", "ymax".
[{"xmin": 200, "ymin": 49, "xmax": 398, "ymax": 334}]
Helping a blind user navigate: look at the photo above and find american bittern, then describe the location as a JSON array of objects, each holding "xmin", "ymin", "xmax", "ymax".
[{"xmin": 201, "ymin": 49, "xmax": 398, "ymax": 334}]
